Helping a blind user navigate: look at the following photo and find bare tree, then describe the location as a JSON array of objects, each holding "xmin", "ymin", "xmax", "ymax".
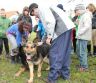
[
  {"xmin": 67, "ymin": 0, "xmax": 75, "ymax": 3},
  {"xmin": 67, "ymin": 0, "xmax": 84, "ymax": 3}
]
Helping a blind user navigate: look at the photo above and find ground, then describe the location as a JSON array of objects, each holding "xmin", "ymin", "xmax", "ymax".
[
  {"xmin": 0, "ymin": 54, "xmax": 96, "ymax": 83},
  {"xmin": 0, "ymin": 33, "xmax": 96, "ymax": 83}
]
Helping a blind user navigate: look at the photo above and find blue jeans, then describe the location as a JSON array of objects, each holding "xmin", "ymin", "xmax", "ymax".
[
  {"xmin": 48, "ymin": 30, "xmax": 72, "ymax": 83},
  {"xmin": 76, "ymin": 39, "xmax": 88, "ymax": 68}
]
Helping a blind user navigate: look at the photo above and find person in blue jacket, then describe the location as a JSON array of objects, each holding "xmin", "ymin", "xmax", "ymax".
[
  {"xmin": 33, "ymin": 17, "xmax": 46, "ymax": 43},
  {"xmin": 6, "ymin": 21, "xmax": 31, "ymax": 63},
  {"xmin": 37, "ymin": 20, "xmax": 45, "ymax": 41}
]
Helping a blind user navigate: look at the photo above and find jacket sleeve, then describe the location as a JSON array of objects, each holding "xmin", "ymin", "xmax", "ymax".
[
  {"xmin": 92, "ymin": 16, "xmax": 96, "ymax": 29},
  {"xmin": 39, "ymin": 6, "xmax": 56, "ymax": 38}
]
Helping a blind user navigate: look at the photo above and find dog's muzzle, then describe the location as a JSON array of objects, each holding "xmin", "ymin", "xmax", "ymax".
[{"xmin": 26, "ymin": 53, "xmax": 32, "ymax": 61}]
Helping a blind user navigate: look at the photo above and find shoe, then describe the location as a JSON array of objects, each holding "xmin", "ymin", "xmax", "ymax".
[
  {"xmin": 40, "ymin": 77, "xmax": 56, "ymax": 83},
  {"xmin": 76, "ymin": 65, "xmax": 88, "ymax": 72},
  {"xmin": 11, "ymin": 56, "xmax": 16, "ymax": 64},
  {"xmin": 78, "ymin": 67, "xmax": 88, "ymax": 72},
  {"xmin": 93, "ymin": 53, "xmax": 96, "ymax": 56},
  {"xmin": 0, "ymin": 56, "xmax": 1, "ymax": 60},
  {"xmin": 88, "ymin": 52, "xmax": 92, "ymax": 56}
]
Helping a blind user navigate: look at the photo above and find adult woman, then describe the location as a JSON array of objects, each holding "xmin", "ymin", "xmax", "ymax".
[
  {"xmin": 87, "ymin": 4, "xmax": 96, "ymax": 56},
  {"xmin": 6, "ymin": 21, "xmax": 31, "ymax": 63}
]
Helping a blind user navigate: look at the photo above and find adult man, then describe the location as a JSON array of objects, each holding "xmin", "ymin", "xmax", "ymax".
[
  {"xmin": 29, "ymin": 3, "xmax": 75, "ymax": 83},
  {"xmin": 0, "ymin": 8, "xmax": 11, "ymax": 58}
]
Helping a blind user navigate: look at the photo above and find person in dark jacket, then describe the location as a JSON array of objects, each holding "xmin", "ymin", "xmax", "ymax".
[
  {"xmin": 71, "ymin": 10, "xmax": 79, "ymax": 53},
  {"xmin": 87, "ymin": 4, "xmax": 96, "ymax": 56},
  {"xmin": 33, "ymin": 17, "xmax": 46, "ymax": 42}
]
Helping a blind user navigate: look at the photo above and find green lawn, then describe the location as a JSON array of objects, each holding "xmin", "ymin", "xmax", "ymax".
[
  {"xmin": 0, "ymin": 54, "xmax": 96, "ymax": 83},
  {"xmin": 0, "ymin": 33, "xmax": 96, "ymax": 83}
]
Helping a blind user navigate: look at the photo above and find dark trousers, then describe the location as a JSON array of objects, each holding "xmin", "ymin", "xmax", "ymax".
[
  {"xmin": 48, "ymin": 30, "xmax": 72, "ymax": 83},
  {"xmin": 0, "ymin": 38, "xmax": 9, "ymax": 55},
  {"xmin": 87, "ymin": 44, "xmax": 91, "ymax": 53},
  {"xmin": 17, "ymin": 46, "xmax": 28, "ymax": 69},
  {"xmin": 93, "ymin": 46, "xmax": 96, "ymax": 55},
  {"xmin": 72, "ymin": 29, "xmax": 77, "ymax": 53}
]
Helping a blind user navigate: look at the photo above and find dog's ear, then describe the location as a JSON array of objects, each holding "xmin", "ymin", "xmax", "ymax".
[
  {"xmin": 33, "ymin": 43, "xmax": 37, "ymax": 48},
  {"xmin": 33, "ymin": 37, "xmax": 38, "ymax": 43}
]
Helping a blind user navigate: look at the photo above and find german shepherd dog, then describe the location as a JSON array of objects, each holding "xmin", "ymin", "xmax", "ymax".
[
  {"xmin": 24, "ymin": 41, "xmax": 50, "ymax": 83},
  {"xmin": 15, "ymin": 38, "xmax": 50, "ymax": 83}
]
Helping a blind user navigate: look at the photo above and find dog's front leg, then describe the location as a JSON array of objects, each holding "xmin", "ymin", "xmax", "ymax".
[
  {"xmin": 37, "ymin": 61, "xmax": 43, "ymax": 77},
  {"xmin": 27, "ymin": 62, "xmax": 34, "ymax": 83},
  {"xmin": 15, "ymin": 67, "xmax": 26, "ymax": 77}
]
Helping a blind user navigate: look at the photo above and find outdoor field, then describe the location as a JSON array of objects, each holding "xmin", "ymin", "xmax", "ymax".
[{"xmin": 0, "ymin": 33, "xmax": 96, "ymax": 83}]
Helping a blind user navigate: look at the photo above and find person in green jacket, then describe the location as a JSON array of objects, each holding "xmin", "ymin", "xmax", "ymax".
[{"xmin": 0, "ymin": 8, "xmax": 11, "ymax": 59}]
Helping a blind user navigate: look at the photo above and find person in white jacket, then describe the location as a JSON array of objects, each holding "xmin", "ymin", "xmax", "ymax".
[
  {"xmin": 75, "ymin": 4, "xmax": 92, "ymax": 71},
  {"xmin": 29, "ymin": 3, "xmax": 75, "ymax": 83}
]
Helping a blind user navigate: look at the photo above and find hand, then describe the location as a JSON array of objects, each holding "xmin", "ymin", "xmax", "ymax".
[
  {"xmin": 46, "ymin": 37, "xmax": 51, "ymax": 45},
  {"xmin": 38, "ymin": 42, "xmax": 43, "ymax": 46}
]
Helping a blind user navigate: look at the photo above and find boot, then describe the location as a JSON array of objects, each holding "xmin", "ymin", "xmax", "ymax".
[
  {"xmin": 15, "ymin": 55, "xmax": 21, "ymax": 63},
  {"xmin": 11, "ymin": 56, "xmax": 16, "ymax": 64},
  {"xmin": 87, "ymin": 44, "xmax": 92, "ymax": 56},
  {"xmin": 93, "ymin": 46, "xmax": 96, "ymax": 56}
]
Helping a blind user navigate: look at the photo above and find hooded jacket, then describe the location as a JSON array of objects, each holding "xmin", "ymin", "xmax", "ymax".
[
  {"xmin": 38, "ymin": 6, "xmax": 75, "ymax": 40},
  {"xmin": 76, "ymin": 11, "xmax": 92, "ymax": 40}
]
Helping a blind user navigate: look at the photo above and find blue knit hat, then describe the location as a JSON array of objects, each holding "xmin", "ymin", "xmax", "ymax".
[{"xmin": 57, "ymin": 4, "xmax": 63, "ymax": 10}]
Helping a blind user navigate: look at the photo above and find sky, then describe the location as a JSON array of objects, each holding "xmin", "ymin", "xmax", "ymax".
[
  {"xmin": 0, "ymin": 0, "xmax": 58, "ymax": 12},
  {"xmin": 0, "ymin": 0, "xmax": 96, "ymax": 13}
]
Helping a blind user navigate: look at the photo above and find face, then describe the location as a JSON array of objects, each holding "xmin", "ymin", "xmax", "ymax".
[
  {"xmin": 23, "ymin": 27, "xmax": 28, "ymax": 32},
  {"xmin": 0, "ymin": 10, "xmax": 6, "ymax": 17},
  {"xmin": 24, "ymin": 42, "xmax": 36, "ymax": 61},
  {"xmin": 31, "ymin": 8, "xmax": 39, "ymax": 17},
  {"xmin": 24, "ymin": 10, "xmax": 29, "ymax": 16},
  {"xmin": 35, "ymin": 17, "xmax": 39, "ymax": 24},
  {"xmin": 75, "ymin": 10, "xmax": 80, "ymax": 16}
]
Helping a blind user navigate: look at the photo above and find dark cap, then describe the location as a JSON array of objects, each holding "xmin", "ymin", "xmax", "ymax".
[
  {"xmin": 57, "ymin": 4, "xmax": 63, "ymax": 10},
  {"xmin": 29, "ymin": 3, "xmax": 38, "ymax": 16},
  {"xmin": 57, "ymin": 4, "xmax": 65, "ymax": 12}
]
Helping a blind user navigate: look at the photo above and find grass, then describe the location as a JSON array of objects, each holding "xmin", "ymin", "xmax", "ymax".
[
  {"xmin": 0, "ymin": 54, "xmax": 96, "ymax": 83},
  {"xmin": 0, "ymin": 33, "xmax": 96, "ymax": 83}
]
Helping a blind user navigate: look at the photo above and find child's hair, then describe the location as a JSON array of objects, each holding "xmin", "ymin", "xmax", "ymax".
[{"xmin": 18, "ymin": 21, "xmax": 32, "ymax": 33}]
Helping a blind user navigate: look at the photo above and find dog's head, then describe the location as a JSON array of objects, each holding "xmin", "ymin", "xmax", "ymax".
[{"xmin": 24, "ymin": 41, "xmax": 37, "ymax": 61}]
